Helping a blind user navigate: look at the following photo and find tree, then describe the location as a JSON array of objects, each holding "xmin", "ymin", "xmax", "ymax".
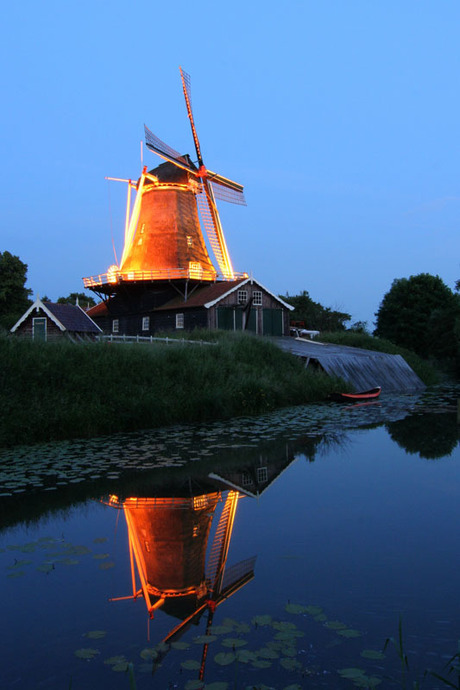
[
  {"xmin": 283, "ymin": 290, "xmax": 351, "ymax": 331},
  {"xmin": 0, "ymin": 251, "xmax": 32, "ymax": 329},
  {"xmin": 374, "ymin": 273, "xmax": 460, "ymax": 360},
  {"xmin": 57, "ymin": 292, "xmax": 96, "ymax": 309}
]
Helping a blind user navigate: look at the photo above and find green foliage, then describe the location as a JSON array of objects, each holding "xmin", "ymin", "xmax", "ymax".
[
  {"xmin": 315, "ymin": 330, "xmax": 439, "ymax": 385},
  {"xmin": 282, "ymin": 290, "xmax": 351, "ymax": 331},
  {"xmin": 374, "ymin": 274, "xmax": 460, "ymax": 363},
  {"xmin": 348, "ymin": 321, "xmax": 370, "ymax": 335},
  {"xmin": 0, "ymin": 251, "xmax": 32, "ymax": 329},
  {"xmin": 57, "ymin": 292, "xmax": 96, "ymax": 308},
  {"xmin": 0, "ymin": 332, "xmax": 344, "ymax": 447}
]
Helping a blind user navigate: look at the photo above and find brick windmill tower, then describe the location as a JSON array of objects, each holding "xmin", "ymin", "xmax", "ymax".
[{"xmin": 83, "ymin": 68, "xmax": 247, "ymax": 333}]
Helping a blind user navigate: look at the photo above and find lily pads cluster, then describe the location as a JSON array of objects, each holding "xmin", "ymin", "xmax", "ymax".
[
  {"xmin": 2, "ymin": 534, "xmax": 110, "ymax": 578},
  {"xmin": 0, "ymin": 389, "xmax": 433, "ymax": 498}
]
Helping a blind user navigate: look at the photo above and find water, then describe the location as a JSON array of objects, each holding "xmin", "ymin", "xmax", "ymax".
[{"xmin": 0, "ymin": 387, "xmax": 459, "ymax": 689}]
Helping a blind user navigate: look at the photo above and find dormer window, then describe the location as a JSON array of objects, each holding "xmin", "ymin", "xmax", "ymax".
[{"xmin": 238, "ymin": 290, "xmax": 248, "ymax": 305}]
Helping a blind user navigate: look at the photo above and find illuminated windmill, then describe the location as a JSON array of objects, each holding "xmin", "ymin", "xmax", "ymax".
[{"xmin": 84, "ymin": 67, "xmax": 246, "ymax": 293}]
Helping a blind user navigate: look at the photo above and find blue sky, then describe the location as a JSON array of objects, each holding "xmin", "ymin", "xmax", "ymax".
[{"xmin": 1, "ymin": 0, "xmax": 459, "ymax": 327}]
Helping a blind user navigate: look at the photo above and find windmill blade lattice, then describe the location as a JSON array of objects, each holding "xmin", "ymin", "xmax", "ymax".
[
  {"xmin": 144, "ymin": 124, "xmax": 193, "ymax": 170},
  {"xmin": 196, "ymin": 183, "xmax": 234, "ymax": 280},
  {"xmin": 211, "ymin": 181, "xmax": 246, "ymax": 206},
  {"xmin": 180, "ymin": 66, "xmax": 203, "ymax": 166}
]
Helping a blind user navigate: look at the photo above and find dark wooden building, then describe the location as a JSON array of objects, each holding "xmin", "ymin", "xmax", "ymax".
[
  {"xmin": 86, "ymin": 277, "xmax": 293, "ymax": 337},
  {"xmin": 10, "ymin": 298, "xmax": 102, "ymax": 342}
]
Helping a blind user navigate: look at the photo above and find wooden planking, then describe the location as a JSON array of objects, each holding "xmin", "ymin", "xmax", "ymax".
[{"xmin": 274, "ymin": 338, "xmax": 425, "ymax": 393}]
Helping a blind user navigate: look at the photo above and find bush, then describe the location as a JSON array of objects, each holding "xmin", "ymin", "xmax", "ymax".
[{"xmin": 0, "ymin": 332, "xmax": 343, "ymax": 447}]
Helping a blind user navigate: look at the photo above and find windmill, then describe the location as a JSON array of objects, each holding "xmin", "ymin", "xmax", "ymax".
[
  {"xmin": 83, "ymin": 67, "xmax": 246, "ymax": 292},
  {"xmin": 143, "ymin": 67, "xmax": 246, "ymax": 281},
  {"xmin": 107, "ymin": 489, "xmax": 256, "ymax": 681}
]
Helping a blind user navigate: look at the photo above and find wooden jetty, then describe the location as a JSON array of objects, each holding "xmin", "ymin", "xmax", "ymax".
[{"xmin": 274, "ymin": 338, "xmax": 425, "ymax": 393}]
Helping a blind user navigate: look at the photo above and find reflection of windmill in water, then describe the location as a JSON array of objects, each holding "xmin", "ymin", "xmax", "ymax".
[
  {"xmin": 107, "ymin": 489, "xmax": 255, "ymax": 665},
  {"xmin": 84, "ymin": 67, "xmax": 246, "ymax": 296}
]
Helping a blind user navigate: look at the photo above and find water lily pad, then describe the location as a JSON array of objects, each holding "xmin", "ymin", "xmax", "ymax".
[
  {"xmin": 337, "ymin": 628, "xmax": 362, "ymax": 638},
  {"xmin": 361, "ymin": 649, "xmax": 386, "ymax": 660},
  {"xmin": 193, "ymin": 634, "xmax": 218, "ymax": 644},
  {"xmin": 280, "ymin": 658, "xmax": 302, "ymax": 671},
  {"xmin": 272, "ymin": 621, "xmax": 297, "ymax": 631},
  {"xmin": 8, "ymin": 559, "xmax": 32, "ymax": 568},
  {"xmin": 251, "ymin": 659, "xmax": 272, "ymax": 669},
  {"xmin": 258, "ymin": 647, "xmax": 279, "ymax": 659},
  {"xmin": 84, "ymin": 630, "xmax": 106, "ymax": 639},
  {"xmin": 214, "ymin": 652, "xmax": 236, "ymax": 666},
  {"xmin": 285, "ymin": 603, "xmax": 308, "ymax": 614},
  {"xmin": 105, "ymin": 655, "xmax": 127, "ymax": 665},
  {"xmin": 251, "ymin": 615, "xmax": 272, "ymax": 626},
  {"xmin": 204, "ymin": 683, "xmax": 228, "ymax": 690},
  {"xmin": 74, "ymin": 648, "xmax": 100, "ymax": 660},
  {"xmin": 304, "ymin": 605, "xmax": 323, "ymax": 616},
  {"xmin": 338, "ymin": 667, "xmax": 366, "ymax": 679},
  {"xmin": 221, "ymin": 637, "xmax": 247, "ymax": 648},
  {"xmin": 324, "ymin": 620, "xmax": 347, "ymax": 630},
  {"xmin": 171, "ymin": 641, "xmax": 190, "ymax": 650},
  {"xmin": 37, "ymin": 563, "xmax": 54, "ymax": 573},
  {"xmin": 282, "ymin": 685, "xmax": 303, "ymax": 690},
  {"xmin": 235, "ymin": 649, "xmax": 257, "ymax": 663},
  {"xmin": 140, "ymin": 648, "xmax": 158, "ymax": 660},
  {"xmin": 282, "ymin": 647, "xmax": 297, "ymax": 657},
  {"xmin": 208, "ymin": 624, "xmax": 234, "ymax": 635},
  {"xmin": 233, "ymin": 621, "xmax": 250, "ymax": 633},
  {"xmin": 112, "ymin": 662, "xmax": 129, "ymax": 672},
  {"xmin": 181, "ymin": 659, "xmax": 201, "ymax": 670},
  {"xmin": 155, "ymin": 642, "xmax": 170, "ymax": 653},
  {"xmin": 314, "ymin": 613, "xmax": 327, "ymax": 622},
  {"xmin": 274, "ymin": 629, "xmax": 305, "ymax": 641},
  {"xmin": 93, "ymin": 553, "xmax": 110, "ymax": 560},
  {"xmin": 185, "ymin": 681, "xmax": 204, "ymax": 690},
  {"xmin": 98, "ymin": 561, "xmax": 115, "ymax": 570}
]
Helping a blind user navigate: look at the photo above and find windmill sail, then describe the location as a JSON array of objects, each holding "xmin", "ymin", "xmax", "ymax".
[
  {"xmin": 196, "ymin": 183, "xmax": 234, "ymax": 280},
  {"xmin": 144, "ymin": 125, "xmax": 194, "ymax": 171}
]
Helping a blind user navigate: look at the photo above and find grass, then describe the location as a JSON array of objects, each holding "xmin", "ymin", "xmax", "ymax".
[
  {"xmin": 0, "ymin": 331, "xmax": 344, "ymax": 448},
  {"xmin": 316, "ymin": 331, "xmax": 440, "ymax": 385}
]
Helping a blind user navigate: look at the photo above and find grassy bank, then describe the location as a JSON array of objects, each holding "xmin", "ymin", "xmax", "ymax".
[
  {"xmin": 0, "ymin": 332, "xmax": 344, "ymax": 448},
  {"xmin": 316, "ymin": 331, "xmax": 440, "ymax": 385}
]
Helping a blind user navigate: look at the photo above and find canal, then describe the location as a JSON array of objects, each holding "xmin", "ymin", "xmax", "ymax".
[{"xmin": 1, "ymin": 386, "xmax": 459, "ymax": 689}]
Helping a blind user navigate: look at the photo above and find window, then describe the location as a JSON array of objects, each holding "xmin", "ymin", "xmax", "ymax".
[
  {"xmin": 253, "ymin": 290, "xmax": 262, "ymax": 306},
  {"xmin": 242, "ymin": 473, "xmax": 253, "ymax": 486},
  {"xmin": 187, "ymin": 235, "xmax": 193, "ymax": 247},
  {"xmin": 257, "ymin": 467, "xmax": 268, "ymax": 483},
  {"xmin": 176, "ymin": 313, "xmax": 184, "ymax": 329},
  {"xmin": 142, "ymin": 316, "xmax": 150, "ymax": 331},
  {"xmin": 112, "ymin": 319, "xmax": 119, "ymax": 333},
  {"xmin": 32, "ymin": 317, "xmax": 47, "ymax": 341},
  {"xmin": 237, "ymin": 289, "xmax": 248, "ymax": 305},
  {"xmin": 188, "ymin": 261, "xmax": 202, "ymax": 279}
]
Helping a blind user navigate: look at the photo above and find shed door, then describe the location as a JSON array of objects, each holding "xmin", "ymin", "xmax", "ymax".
[
  {"xmin": 217, "ymin": 307, "xmax": 235, "ymax": 330},
  {"xmin": 262, "ymin": 309, "xmax": 283, "ymax": 336},
  {"xmin": 33, "ymin": 317, "xmax": 47, "ymax": 341}
]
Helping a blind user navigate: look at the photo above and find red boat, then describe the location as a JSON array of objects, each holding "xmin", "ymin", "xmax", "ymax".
[{"xmin": 330, "ymin": 386, "xmax": 381, "ymax": 402}]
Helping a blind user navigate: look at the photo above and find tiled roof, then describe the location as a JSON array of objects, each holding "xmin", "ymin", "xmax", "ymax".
[
  {"xmin": 86, "ymin": 301, "xmax": 108, "ymax": 318},
  {"xmin": 156, "ymin": 279, "xmax": 247, "ymax": 310},
  {"xmin": 45, "ymin": 303, "xmax": 101, "ymax": 333}
]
